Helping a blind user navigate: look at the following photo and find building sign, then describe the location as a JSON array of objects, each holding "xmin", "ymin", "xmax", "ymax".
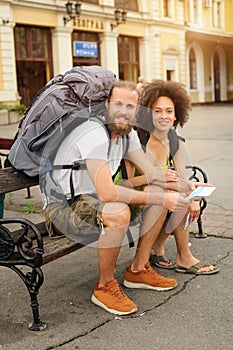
[
  {"xmin": 73, "ymin": 41, "xmax": 98, "ymax": 57},
  {"xmin": 73, "ymin": 18, "xmax": 104, "ymax": 31}
]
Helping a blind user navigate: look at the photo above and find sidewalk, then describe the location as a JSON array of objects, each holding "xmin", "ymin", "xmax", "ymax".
[
  {"xmin": 1, "ymin": 176, "xmax": 233, "ymax": 350},
  {"xmin": 0, "ymin": 210, "xmax": 232, "ymax": 350},
  {"xmin": 0, "ymin": 104, "xmax": 233, "ymax": 349}
]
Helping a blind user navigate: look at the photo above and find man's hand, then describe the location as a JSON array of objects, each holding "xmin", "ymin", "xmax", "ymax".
[
  {"xmin": 164, "ymin": 191, "xmax": 190, "ymax": 212},
  {"xmin": 152, "ymin": 178, "xmax": 195, "ymax": 194}
]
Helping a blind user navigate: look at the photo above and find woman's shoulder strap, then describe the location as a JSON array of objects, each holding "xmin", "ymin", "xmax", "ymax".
[{"xmin": 168, "ymin": 128, "xmax": 185, "ymax": 158}]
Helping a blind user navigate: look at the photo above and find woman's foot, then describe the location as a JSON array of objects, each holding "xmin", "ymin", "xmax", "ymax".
[
  {"xmin": 150, "ymin": 253, "xmax": 176, "ymax": 269},
  {"xmin": 175, "ymin": 260, "xmax": 220, "ymax": 275},
  {"xmin": 175, "ymin": 256, "xmax": 219, "ymax": 274}
]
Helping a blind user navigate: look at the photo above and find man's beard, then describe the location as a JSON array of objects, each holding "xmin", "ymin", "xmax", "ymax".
[{"xmin": 107, "ymin": 122, "xmax": 132, "ymax": 136}]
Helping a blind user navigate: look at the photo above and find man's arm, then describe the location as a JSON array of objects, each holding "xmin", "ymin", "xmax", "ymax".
[
  {"xmin": 86, "ymin": 158, "xmax": 190, "ymax": 212},
  {"xmin": 125, "ymin": 148, "xmax": 194, "ymax": 194}
]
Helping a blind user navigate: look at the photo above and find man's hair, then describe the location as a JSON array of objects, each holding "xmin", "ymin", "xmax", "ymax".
[
  {"xmin": 138, "ymin": 80, "xmax": 191, "ymax": 130},
  {"xmin": 108, "ymin": 80, "xmax": 140, "ymax": 101}
]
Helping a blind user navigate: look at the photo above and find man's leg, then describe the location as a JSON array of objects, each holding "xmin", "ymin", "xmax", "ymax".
[
  {"xmin": 98, "ymin": 202, "xmax": 131, "ymax": 287},
  {"xmin": 91, "ymin": 202, "xmax": 138, "ymax": 315}
]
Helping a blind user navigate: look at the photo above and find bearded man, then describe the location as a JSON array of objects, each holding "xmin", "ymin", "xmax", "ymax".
[{"xmin": 44, "ymin": 80, "xmax": 193, "ymax": 315}]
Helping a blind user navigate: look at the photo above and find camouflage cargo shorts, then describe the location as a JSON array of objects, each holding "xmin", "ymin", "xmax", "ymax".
[{"xmin": 44, "ymin": 194, "xmax": 142, "ymax": 243}]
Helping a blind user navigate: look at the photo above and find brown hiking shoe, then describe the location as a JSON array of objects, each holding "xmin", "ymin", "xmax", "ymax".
[
  {"xmin": 123, "ymin": 262, "xmax": 177, "ymax": 291},
  {"xmin": 91, "ymin": 279, "xmax": 137, "ymax": 315}
]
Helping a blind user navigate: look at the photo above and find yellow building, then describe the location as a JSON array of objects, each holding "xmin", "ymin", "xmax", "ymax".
[{"xmin": 0, "ymin": 0, "xmax": 233, "ymax": 109}]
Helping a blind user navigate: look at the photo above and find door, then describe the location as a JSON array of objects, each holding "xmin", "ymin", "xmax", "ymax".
[{"xmin": 14, "ymin": 25, "xmax": 53, "ymax": 107}]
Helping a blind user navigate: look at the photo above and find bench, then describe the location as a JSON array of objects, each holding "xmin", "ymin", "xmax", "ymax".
[{"xmin": 0, "ymin": 138, "xmax": 208, "ymax": 331}]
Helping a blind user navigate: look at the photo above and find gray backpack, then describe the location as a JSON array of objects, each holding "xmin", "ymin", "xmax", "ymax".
[{"xmin": 8, "ymin": 65, "xmax": 117, "ymax": 177}]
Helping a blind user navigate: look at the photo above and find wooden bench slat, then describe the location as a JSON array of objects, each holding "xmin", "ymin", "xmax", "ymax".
[
  {"xmin": 6, "ymin": 220, "xmax": 85, "ymax": 265},
  {"xmin": 0, "ymin": 167, "xmax": 39, "ymax": 194},
  {"xmin": 42, "ymin": 236, "xmax": 84, "ymax": 265},
  {"xmin": 0, "ymin": 138, "xmax": 14, "ymax": 150}
]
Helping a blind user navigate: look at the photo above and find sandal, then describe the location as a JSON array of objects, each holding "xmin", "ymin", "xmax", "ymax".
[
  {"xmin": 175, "ymin": 261, "xmax": 220, "ymax": 275},
  {"xmin": 149, "ymin": 254, "xmax": 176, "ymax": 269}
]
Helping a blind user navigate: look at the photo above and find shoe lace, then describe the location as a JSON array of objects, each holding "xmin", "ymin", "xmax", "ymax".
[
  {"xmin": 146, "ymin": 265, "xmax": 166, "ymax": 281},
  {"xmin": 109, "ymin": 282, "xmax": 127, "ymax": 300}
]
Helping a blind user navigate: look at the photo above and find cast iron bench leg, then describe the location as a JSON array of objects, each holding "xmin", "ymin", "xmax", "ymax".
[
  {"xmin": 195, "ymin": 198, "xmax": 208, "ymax": 238},
  {"xmin": 10, "ymin": 265, "xmax": 47, "ymax": 331}
]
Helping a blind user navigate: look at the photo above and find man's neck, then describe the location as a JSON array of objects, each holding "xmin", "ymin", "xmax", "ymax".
[{"xmin": 111, "ymin": 132, "xmax": 120, "ymax": 144}]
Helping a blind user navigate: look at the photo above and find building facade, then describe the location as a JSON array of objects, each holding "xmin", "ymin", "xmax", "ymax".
[{"xmin": 0, "ymin": 0, "xmax": 233, "ymax": 108}]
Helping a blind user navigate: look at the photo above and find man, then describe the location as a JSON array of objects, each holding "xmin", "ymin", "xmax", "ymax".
[{"xmin": 45, "ymin": 81, "xmax": 193, "ymax": 315}]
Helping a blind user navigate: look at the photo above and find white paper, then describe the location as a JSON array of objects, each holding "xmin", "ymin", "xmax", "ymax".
[
  {"xmin": 187, "ymin": 186, "xmax": 216, "ymax": 200},
  {"xmin": 183, "ymin": 213, "xmax": 191, "ymax": 231}
]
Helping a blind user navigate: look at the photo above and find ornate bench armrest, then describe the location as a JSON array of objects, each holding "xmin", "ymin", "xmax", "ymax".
[
  {"xmin": 186, "ymin": 165, "xmax": 208, "ymax": 238},
  {"xmin": 186, "ymin": 165, "xmax": 208, "ymax": 183},
  {"xmin": 0, "ymin": 218, "xmax": 43, "ymax": 267}
]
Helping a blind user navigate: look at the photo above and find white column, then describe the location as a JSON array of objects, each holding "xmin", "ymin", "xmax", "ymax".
[
  {"xmin": 51, "ymin": 26, "xmax": 73, "ymax": 75},
  {"xmin": 0, "ymin": 21, "xmax": 18, "ymax": 103},
  {"xmin": 152, "ymin": 29, "xmax": 162, "ymax": 80},
  {"xmin": 99, "ymin": 31, "xmax": 119, "ymax": 78},
  {"xmin": 139, "ymin": 36, "xmax": 151, "ymax": 82}
]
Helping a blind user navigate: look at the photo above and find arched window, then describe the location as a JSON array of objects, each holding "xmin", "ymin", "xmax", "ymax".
[
  {"xmin": 115, "ymin": 0, "xmax": 138, "ymax": 11},
  {"xmin": 189, "ymin": 48, "xmax": 197, "ymax": 89}
]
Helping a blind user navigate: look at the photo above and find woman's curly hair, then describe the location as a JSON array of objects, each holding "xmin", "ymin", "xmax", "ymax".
[{"xmin": 137, "ymin": 80, "xmax": 191, "ymax": 131}]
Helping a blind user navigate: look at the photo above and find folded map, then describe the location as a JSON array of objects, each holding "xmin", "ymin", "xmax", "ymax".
[{"xmin": 187, "ymin": 186, "xmax": 216, "ymax": 200}]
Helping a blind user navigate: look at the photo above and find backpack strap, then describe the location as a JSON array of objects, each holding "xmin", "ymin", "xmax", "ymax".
[
  {"xmin": 168, "ymin": 128, "xmax": 180, "ymax": 158},
  {"xmin": 137, "ymin": 127, "xmax": 182, "ymax": 160},
  {"xmin": 122, "ymin": 161, "xmax": 134, "ymax": 248},
  {"xmin": 118, "ymin": 144, "xmax": 134, "ymax": 248}
]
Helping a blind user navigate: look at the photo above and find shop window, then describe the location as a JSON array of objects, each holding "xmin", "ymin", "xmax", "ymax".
[
  {"xmin": 72, "ymin": 31, "xmax": 100, "ymax": 66},
  {"xmin": 15, "ymin": 26, "xmax": 50, "ymax": 60},
  {"xmin": 115, "ymin": 0, "xmax": 138, "ymax": 11},
  {"xmin": 189, "ymin": 49, "xmax": 197, "ymax": 89},
  {"xmin": 14, "ymin": 25, "xmax": 53, "ymax": 106},
  {"xmin": 118, "ymin": 36, "xmax": 139, "ymax": 81}
]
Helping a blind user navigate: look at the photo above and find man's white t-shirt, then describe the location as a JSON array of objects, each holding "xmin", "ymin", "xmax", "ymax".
[{"xmin": 52, "ymin": 120, "xmax": 141, "ymax": 199}]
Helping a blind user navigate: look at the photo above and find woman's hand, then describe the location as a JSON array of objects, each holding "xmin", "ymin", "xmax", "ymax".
[
  {"xmin": 188, "ymin": 200, "xmax": 201, "ymax": 223},
  {"xmin": 163, "ymin": 168, "xmax": 179, "ymax": 182}
]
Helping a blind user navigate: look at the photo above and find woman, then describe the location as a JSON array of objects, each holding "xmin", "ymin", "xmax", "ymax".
[{"xmin": 125, "ymin": 80, "xmax": 219, "ymax": 275}]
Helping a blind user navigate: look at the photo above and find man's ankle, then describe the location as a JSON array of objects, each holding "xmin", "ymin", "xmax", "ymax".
[
  {"xmin": 98, "ymin": 278, "xmax": 114, "ymax": 288},
  {"xmin": 131, "ymin": 263, "xmax": 148, "ymax": 273}
]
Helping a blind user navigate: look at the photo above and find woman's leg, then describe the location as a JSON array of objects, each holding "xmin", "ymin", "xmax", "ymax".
[
  {"xmin": 150, "ymin": 216, "xmax": 175, "ymax": 268},
  {"xmin": 131, "ymin": 205, "xmax": 167, "ymax": 271},
  {"xmin": 174, "ymin": 217, "xmax": 217, "ymax": 273}
]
